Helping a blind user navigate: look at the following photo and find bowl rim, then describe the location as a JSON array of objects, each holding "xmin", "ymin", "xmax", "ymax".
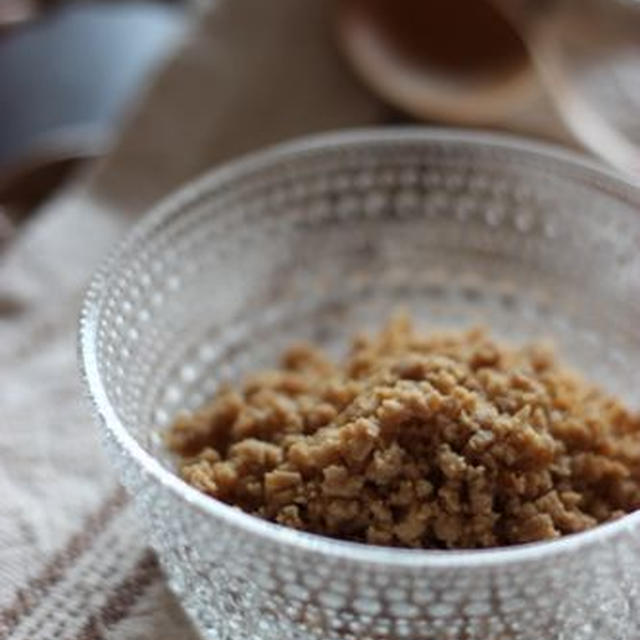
[{"xmin": 79, "ymin": 126, "xmax": 640, "ymax": 569}]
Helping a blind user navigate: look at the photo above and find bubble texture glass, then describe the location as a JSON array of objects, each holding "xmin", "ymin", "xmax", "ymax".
[{"xmin": 80, "ymin": 129, "xmax": 640, "ymax": 640}]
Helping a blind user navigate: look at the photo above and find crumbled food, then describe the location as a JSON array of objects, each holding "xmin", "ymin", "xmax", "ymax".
[{"xmin": 167, "ymin": 314, "xmax": 640, "ymax": 549}]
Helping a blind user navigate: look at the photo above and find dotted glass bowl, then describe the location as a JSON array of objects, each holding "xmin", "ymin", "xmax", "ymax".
[{"xmin": 79, "ymin": 128, "xmax": 640, "ymax": 640}]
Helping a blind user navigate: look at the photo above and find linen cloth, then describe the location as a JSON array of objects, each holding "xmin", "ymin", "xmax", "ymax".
[{"xmin": 0, "ymin": 1, "xmax": 572, "ymax": 637}]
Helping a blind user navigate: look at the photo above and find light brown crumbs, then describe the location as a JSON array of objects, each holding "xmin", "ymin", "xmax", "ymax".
[{"xmin": 167, "ymin": 314, "xmax": 640, "ymax": 549}]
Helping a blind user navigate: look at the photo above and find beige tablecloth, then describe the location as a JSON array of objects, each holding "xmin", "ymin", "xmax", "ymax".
[{"xmin": 0, "ymin": 1, "xmax": 572, "ymax": 638}]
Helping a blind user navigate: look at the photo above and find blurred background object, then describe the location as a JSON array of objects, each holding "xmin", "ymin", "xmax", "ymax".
[
  {"xmin": 336, "ymin": 0, "xmax": 538, "ymax": 126},
  {"xmin": 494, "ymin": 0, "xmax": 640, "ymax": 177},
  {"xmin": 337, "ymin": 0, "xmax": 640, "ymax": 179},
  {"xmin": 0, "ymin": 0, "xmax": 40, "ymax": 30},
  {"xmin": 1, "ymin": 0, "xmax": 639, "ymax": 237},
  {"xmin": 0, "ymin": 0, "xmax": 187, "ymax": 228}
]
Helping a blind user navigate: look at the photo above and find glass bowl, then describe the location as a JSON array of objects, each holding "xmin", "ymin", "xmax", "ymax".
[{"xmin": 79, "ymin": 128, "xmax": 640, "ymax": 640}]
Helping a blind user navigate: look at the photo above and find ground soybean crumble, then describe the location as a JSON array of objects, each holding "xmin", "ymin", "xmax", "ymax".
[{"xmin": 167, "ymin": 315, "xmax": 640, "ymax": 549}]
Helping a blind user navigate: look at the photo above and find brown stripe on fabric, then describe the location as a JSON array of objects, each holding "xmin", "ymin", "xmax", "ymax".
[
  {"xmin": 0, "ymin": 486, "xmax": 127, "ymax": 638},
  {"xmin": 76, "ymin": 549, "xmax": 161, "ymax": 640}
]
